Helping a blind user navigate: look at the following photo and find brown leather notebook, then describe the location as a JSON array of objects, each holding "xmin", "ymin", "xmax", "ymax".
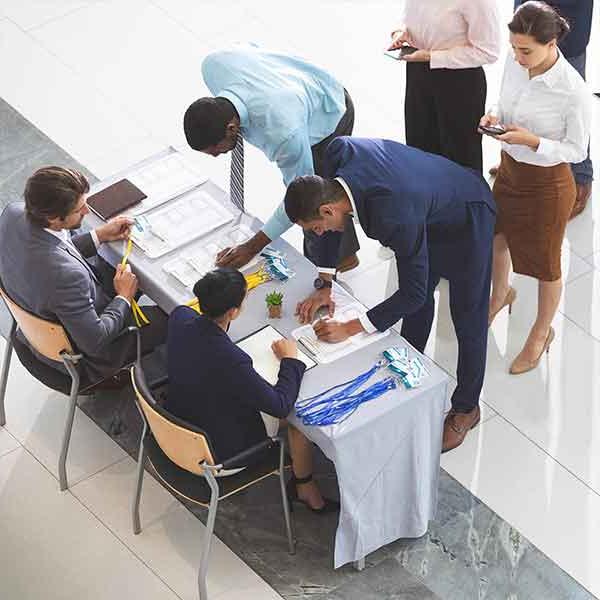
[{"xmin": 87, "ymin": 179, "xmax": 147, "ymax": 220}]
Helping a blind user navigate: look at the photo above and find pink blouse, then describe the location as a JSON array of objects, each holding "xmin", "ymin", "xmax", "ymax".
[{"xmin": 398, "ymin": 0, "xmax": 501, "ymax": 69}]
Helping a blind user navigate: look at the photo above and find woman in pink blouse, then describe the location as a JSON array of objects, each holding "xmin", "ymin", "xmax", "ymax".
[{"xmin": 389, "ymin": 0, "xmax": 502, "ymax": 172}]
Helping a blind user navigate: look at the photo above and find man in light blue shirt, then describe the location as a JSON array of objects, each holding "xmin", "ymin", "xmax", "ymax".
[{"xmin": 183, "ymin": 43, "xmax": 358, "ymax": 273}]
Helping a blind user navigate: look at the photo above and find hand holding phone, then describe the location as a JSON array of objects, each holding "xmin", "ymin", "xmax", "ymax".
[{"xmin": 384, "ymin": 46, "xmax": 418, "ymax": 60}]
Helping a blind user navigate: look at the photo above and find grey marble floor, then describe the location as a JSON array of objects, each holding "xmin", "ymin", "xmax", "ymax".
[{"xmin": 1, "ymin": 97, "xmax": 596, "ymax": 600}]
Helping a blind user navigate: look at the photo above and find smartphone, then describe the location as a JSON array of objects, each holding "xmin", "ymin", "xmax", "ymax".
[
  {"xmin": 480, "ymin": 124, "xmax": 506, "ymax": 136},
  {"xmin": 384, "ymin": 46, "xmax": 418, "ymax": 60}
]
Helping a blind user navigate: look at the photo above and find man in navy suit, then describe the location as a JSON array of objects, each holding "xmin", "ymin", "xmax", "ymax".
[{"xmin": 285, "ymin": 137, "xmax": 496, "ymax": 453}]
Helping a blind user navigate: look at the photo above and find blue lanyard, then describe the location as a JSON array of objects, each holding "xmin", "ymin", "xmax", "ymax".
[{"xmin": 295, "ymin": 361, "xmax": 397, "ymax": 426}]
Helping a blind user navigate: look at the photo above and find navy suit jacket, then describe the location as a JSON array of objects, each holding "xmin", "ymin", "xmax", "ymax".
[
  {"xmin": 321, "ymin": 137, "xmax": 496, "ymax": 332},
  {"xmin": 166, "ymin": 308, "xmax": 306, "ymax": 461}
]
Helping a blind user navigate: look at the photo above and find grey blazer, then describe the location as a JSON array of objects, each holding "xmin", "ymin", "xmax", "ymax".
[{"xmin": 0, "ymin": 202, "xmax": 131, "ymax": 382}]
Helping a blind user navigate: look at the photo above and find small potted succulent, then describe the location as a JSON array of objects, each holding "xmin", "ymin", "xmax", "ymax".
[{"xmin": 265, "ymin": 291, "xmax": 284, "ymax": 319}]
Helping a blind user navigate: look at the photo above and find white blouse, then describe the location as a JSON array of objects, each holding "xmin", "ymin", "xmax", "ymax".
[
  {"xmin": 398, "ymin": 0, "xmax": 501, "ymax": 69},
  {"xmin": 494, "ymin": 52, "xmax": 592, "ymax": 166}
]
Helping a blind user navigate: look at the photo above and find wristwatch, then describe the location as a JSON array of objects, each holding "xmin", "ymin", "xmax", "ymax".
[{"xmin": 313, "ymin": 277, "xmax": 333, "ymax": 290}]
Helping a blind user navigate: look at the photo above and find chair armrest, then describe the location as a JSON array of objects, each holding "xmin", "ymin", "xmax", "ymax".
[
  {"xmin": 147, "ymin": 374, "xmax": 169, "ymax": 390},
  {"xmin": 219, "ymin": 438, "xmax": 277, "ymax": 470},
  {"xmin": 114, "ymin": 326, "xmax": 139, "ymax": 341}
]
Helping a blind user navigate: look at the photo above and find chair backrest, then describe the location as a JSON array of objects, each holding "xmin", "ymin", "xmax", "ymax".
[
  {"xmin": 0, "ymin": 285, "xmax": 74, "ymax": 362},
  {"xmin": 130, "ymin": 364, "xmax": 216, "ymax": 475}
]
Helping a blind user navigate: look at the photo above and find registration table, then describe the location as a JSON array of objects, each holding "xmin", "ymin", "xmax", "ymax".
[{"xmin": 85, "ymin": 148, "xmax": 450, "ymax": 569}]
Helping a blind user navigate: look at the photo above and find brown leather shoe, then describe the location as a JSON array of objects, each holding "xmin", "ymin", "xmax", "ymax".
[
  {"xmin": 570, "ymin": 182, "xmax": 592, "ymax": 219},
  {"xmin": 337, "ymin": 253, "xmax": 359, "ymax": 273},
  {"xmin": 442, "ymin": 406, "xmax": 481, "ymax": 453}
]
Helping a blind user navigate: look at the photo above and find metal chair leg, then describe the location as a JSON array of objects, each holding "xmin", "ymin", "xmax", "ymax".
[
  {"xmin": 59, "ymin": 361, "xmax": 80, "ymax": 491},
  {"xmin": 278, "ymin": 440, "xmax": 295, "ymax": 555},
  {"xmin": 198, "ymin": 469, "xmax": 219, "ymax": 600},
  {"xmin": 0, "ymin": 321, "xmax": 16, "ymax": 427},
  {"xmin": 132, "ymin": 423, "xmax": 148, "ymax": 535}
]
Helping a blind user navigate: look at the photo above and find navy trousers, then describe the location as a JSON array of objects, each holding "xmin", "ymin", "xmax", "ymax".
[{"xmin": 401, "ymin": 202, "xmax": 495, "ymax": 413}]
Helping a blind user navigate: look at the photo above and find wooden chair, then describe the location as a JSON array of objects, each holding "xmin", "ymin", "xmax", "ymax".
[
  {"xmin": 130, "ymin": 362, "xmax": 295, "ymax": 600},
  {"xmin": 0, "ymin": 283, "xmax": 139, "ymax": 490}
]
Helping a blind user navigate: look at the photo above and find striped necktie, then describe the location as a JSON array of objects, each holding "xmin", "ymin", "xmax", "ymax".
[{"xmin": 230, "ymin": 133, "xmax": 244, "ymax": 211}]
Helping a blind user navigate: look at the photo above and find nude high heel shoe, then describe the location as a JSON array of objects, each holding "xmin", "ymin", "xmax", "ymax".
[
  {"xmin": 488, "ymin": 287, "xmax": 517, "ymax": 327},
  {"xmin": 509, "ymin": 327, "xmax": 555, "ymax": 375}
]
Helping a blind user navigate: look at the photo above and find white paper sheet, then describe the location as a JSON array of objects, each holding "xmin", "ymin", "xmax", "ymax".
[
  {"xmin": 291, "ymin": 302, "xmax": 389, "ymax": 364},
  {"xmin": 131, "ymin": 189, "xmax": 234, "ymax": 258},
  {"xmin": 128, "ymin": 154, "xmax": 207, "ymax": 214},
  {"xmin": 161, "ymin": 224, "xmax": 259, "ymax": 289}
]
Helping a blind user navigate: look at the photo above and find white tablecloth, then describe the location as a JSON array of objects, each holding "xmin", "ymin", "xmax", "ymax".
[
  {"xmin": 290, "ymin": 337, "xmax": 449, "ymax": 568},
  {"xmin": 85, "ymin": 148, "xmax": 450, "ymax": 568}
]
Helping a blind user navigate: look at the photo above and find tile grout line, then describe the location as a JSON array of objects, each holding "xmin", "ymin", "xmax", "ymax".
[
  {"xmin": 557, "ymin": 304, "xmax": 600, "ymax": 344},
  {"xmin": 0, "ymin": 444, "xmax": 23, "ymax": 461},
  {"xmin": 69, "ymin": 452, "xmax": 132, "ymax": 489},
  {"xmin": 66, "ymin": 481, "xmax": 187, "ymax": 600},
  {"xmin": 4, "ymin": 443, "xmax": 186, "ymax": 599},
  {"xmin": 146, "ymin": 0, "xmax": 229, "ymax": 47},
  {"xmin": 490, "ymin": 412, "xmax": 600, "ymax": 502},
  {"xmin": 69, "ymin": 455, "xmax": 274, "ymax": 600},
  {"xmin": 22, "ymin": 4, "xmax": 93, "ymax": 33},
  {"xmin": 4, "ymin": 16, "xmax": 162, "ymax": 174},
  {"xmin": 564, "ymin": 266, "xmax": 595, "ymax": 287}
]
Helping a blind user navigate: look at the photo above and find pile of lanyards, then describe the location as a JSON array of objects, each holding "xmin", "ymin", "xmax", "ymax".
[
  {"xmin": 188, "ymin": 247, "xmax": 294, "ymax": 313},
  {"xmin": 295, "ymin": 346, "xmax": 429, "ymax": 427}
]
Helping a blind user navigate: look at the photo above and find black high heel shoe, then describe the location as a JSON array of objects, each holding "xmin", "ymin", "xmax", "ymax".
[{"xmin": 286, "ymin": 474, "xmax": 340, "ymax": 514}]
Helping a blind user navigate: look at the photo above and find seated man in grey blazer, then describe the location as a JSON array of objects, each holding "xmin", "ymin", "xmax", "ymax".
[{"xmin": 0, "ymin": 166, "xmax": 167, "ymax": 384}]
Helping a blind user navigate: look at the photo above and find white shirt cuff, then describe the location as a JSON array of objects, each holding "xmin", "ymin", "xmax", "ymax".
[
  {"xmin": 115, "ymin": 295, "xmax": 131, "ymax": 307},
  {"xmin": 535, "ymin": 137, "xmax": 555, "ymax": 159},
  {"xmin": 358, "ymin": 312, "xmax": 378, "ymax": 334},
  {"xmin": 90, "ymin": 229, "xmax": 100, "ymax": 249},
  {"xmin": 318, "ymin": 267, "xmax": 337, "ymax": 276}
]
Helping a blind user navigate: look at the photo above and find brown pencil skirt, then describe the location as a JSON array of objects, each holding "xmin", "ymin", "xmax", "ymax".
[{"xmin": 493, "ymin": 151, "xmax": 576, "ymax": 281}]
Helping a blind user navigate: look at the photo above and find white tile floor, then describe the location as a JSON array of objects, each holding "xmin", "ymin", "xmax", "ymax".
[
  {"xmin": 0, "ymin": 337, "xmax": 284, "ymax": 600},
  {"xmin": 0, "ymin": 0, "xmax": 599, "ymax": 598}
]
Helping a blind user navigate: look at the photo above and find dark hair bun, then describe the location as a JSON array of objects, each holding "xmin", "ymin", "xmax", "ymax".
[
  {"xmin": 509, "ymin": 1, "xmax": 571, "ymax": 45},
  {"xmin": 556, "ymin": 15, "xmax": 570, "ymax": 42}
]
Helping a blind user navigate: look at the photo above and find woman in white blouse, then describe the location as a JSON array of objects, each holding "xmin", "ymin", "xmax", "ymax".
[
  {"xmin": 482, "ymin": 1, "xmax": 592, "ymax": 374},
  {"xmin": 389, "ymin": 0, "xmax": 501, "ymax": 173}
]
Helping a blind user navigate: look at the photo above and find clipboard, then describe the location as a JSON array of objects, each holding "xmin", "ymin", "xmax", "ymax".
[
  {"xmin": 236, "ymin": 325, "xmax": 316, "ymax": 381},
  {"xmin": 236, "ymin": 325, "xmax": 316, "ymax": 437}
]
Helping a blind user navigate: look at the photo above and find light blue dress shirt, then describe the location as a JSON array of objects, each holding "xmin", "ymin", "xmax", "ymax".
[{"xmin": 202, "ymin": 44, "xmax": 346, "ymax": 240}]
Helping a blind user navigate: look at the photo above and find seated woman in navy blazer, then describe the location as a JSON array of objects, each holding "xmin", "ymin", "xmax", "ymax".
[{"xmin": 167, "ymin": 267, "xmax": 337, "ymax": 513}]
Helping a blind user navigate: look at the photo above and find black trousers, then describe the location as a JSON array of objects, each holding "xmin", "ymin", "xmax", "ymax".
[
  {"xmin": 303, "ymin": 89, "xmax": 360, "ymax": 269},
  {"xmin": 90, "ymin": 257, "xmax": 168, "ymax": 379},
  {"xmin": 401, "ymin": 202, "xmax": 495, "ymax": 413},
  {"xmin": 405, "ymin": 63, "xmax": 486, "ymax": 173}
]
